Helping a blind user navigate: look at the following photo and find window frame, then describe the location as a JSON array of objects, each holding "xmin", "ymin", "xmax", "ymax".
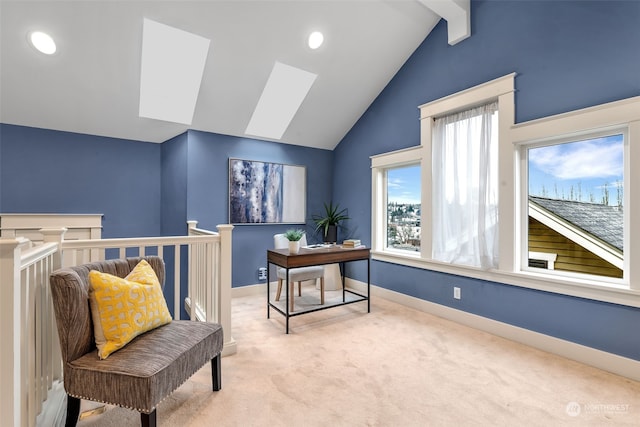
[
  {"xmin": 370, "ymin": 73, "xmax": 640, "ymax": 308},
  {"xmin": 519, "ymin": 127, "xmax": 627, "ymax": 283},
  {"xmin": 371, "ymin": 145, "xmax": 424, "ymax": 258}
]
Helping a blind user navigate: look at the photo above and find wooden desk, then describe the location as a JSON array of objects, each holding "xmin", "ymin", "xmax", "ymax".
[{"xmin": 267, "ymin": 245, "xmax": 370, "ymax": 333}]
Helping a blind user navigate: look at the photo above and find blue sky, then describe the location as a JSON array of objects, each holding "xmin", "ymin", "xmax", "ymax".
[
  {"xmin": 528, "ymin": 134, "xmax": 624, "ymax": 205},
  {"xmin": 387, "ymin": 165, "xmax": 421, "ymax": 204},
  {"xmin": 386, "ymin": 133, "xmax": 624, "ymax": 207}
]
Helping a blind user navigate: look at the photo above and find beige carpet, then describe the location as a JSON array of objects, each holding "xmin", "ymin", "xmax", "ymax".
[{"xmin": 77, "ymin": 289, "xmax": 640, "ymax": 426}]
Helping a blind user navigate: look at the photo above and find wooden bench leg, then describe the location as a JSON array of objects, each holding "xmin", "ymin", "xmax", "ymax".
[
  {"xmin": 65, "ymin": 395, "xmax": 81, "ymax": 427},
  {"xmin": 141, "ymin": 409, "xmax": 156, "ymax": 427},
  {"xmin": 212, "ymin": 354, "xmax": 222, "ymax": 391}
]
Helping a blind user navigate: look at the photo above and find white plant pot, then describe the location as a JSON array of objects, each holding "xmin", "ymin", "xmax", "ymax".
[{"xmin": 288, "ymin": 240, "xmax": 300, "ymax": 254}]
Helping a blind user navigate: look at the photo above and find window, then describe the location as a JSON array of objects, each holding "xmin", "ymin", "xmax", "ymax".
[
  {"xmin": 371, "ymin": 74, "xmax": 514, "ymax": 266},
  {"xmin": 371, "ymin": 74, "xmax": 640, "ymax": 306},
  {"xmin": 525, "ymin": 132, "xmax": 624, "ymax": 280},
  {"xmin": 432, "ymin": 102, "xmax": 499, "ymax": 268},
  {"xmin": 386, "ymin": 165, "xmax": 421, "ymax": 252},
  {"xmin": 371, "ymin": 145, "xmax": 424, "ymax": 256}
]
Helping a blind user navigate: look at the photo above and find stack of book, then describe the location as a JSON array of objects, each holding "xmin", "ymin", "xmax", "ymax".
[{"xmin": 342, "ymin": 239, "xmax": 361, "ymax": 248}]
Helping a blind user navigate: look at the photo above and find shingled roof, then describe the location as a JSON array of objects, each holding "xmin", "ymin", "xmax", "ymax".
[{"xmin": 529, "ymin": 196, "xmax": 623, "ymax": 251}]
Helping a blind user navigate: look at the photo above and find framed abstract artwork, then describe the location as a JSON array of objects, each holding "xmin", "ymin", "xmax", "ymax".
[{"xmin": 228, "ymin": 158, "xmax": 306, "ymax": 224}]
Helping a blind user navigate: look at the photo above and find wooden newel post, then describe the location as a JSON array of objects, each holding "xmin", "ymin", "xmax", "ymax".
[
  {"xmin": 0, "ymin": 237, "xmax": 29, "ymax": 427},
  {"xmin": 216, "ymin": 224, "xmax": 236, "ymax": 356}
]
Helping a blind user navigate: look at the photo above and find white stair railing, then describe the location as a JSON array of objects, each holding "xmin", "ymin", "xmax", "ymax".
[
  {"xmin": 0, "ymin": 222, "xmax": 234, "ymax": 427},
  {"xmin": 0, "ymin": 229, "xmax": 65, "ymax": 427},
  {"xmin": 187, "ymin": 222, "xmax": 235, "ymax": 356}
]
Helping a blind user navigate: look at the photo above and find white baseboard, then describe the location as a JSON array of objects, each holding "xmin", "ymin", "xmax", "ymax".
[
  {"xmin": 344, "ymin": 278, "xmax": 640, "ymax": 382},
  {"xmin": 232, "ymin": 283, "xmax": 267, "ymax": 298}
]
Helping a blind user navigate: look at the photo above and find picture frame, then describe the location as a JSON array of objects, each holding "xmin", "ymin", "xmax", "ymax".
[{"xmin": 228, "ymin": 158, "xmax": 306, "ymax": 224}]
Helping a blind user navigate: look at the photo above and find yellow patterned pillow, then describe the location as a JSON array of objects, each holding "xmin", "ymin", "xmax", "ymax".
[{"xmin": 89, "ymin": 260, "xmax": 172, "ymax": 359}]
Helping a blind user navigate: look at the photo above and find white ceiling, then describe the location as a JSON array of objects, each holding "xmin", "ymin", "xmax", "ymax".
[{"xmin": 0, "ymin": 0, "xmax": 469, "ymax": 150}]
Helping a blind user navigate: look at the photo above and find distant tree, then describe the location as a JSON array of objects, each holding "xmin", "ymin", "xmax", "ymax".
[
  {"xmin": 602, "ymin": 182, "xmax": 609, "ymax": 205},
  {"xmin": 577, "ymin": 182, "xmax": 582, "ymax": 202},
  {"xmin": 387, "ymin": 225, "xmax": 397, "ymax": 244},
  {"xmin": 394, "ymin": 223, "xmax": 413, "ymax": 246},
  {"xmin": 616, "ymin": 180, "xmax": 623, "ymax": 207}
]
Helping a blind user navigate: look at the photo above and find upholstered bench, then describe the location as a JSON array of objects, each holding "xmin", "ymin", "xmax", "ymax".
[{"xmin": 49, "ymin": 256, "xmax": 223, "ymax": 427}]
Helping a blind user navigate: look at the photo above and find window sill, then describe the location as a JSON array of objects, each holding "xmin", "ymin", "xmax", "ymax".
[{"xmin": 372, "ymin": 250, "xmax": 640, "ymax": 308}]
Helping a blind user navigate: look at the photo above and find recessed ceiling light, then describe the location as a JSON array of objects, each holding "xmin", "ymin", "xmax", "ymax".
[
  {"xmin": 308, "ymin": 31, "xmax": 324, "ymax": 50},
  {"xmin": 29, "ymin": 31, "xmax": 56, "ymax": 55}
]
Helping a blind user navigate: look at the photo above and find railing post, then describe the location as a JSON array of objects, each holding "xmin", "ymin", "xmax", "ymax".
[
  {"xmin": 187, "ymin": 221, "xmax": 198, "ymax": 320},
  {"xmin": 41, "ymin": 228, "xmax": 67, "ymax": 382},
  {"xmin": 41, "ymin": 228, "xmax": 67, "ymax": 271},
  {"xmin": 0, "ymin": 237, "xmax": 29, "ymax": 427},
  {"xmin": 187, "ymin": 220, "xmax": 198, "ymax": 233},
  {"xmin": 217, "ymin": 224, "xmax": 236, "ymax": 356}
]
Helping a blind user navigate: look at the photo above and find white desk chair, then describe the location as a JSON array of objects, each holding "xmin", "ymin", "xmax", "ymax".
[{"xmin": 274, "ymin": 233, "xmax": 325, "ymax": 311}]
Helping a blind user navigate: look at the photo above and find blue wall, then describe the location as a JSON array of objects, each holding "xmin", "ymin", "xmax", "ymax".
[
  {"xmin": 0, "ymin": 124, "xmax": 333, "ymax": 315},
  {"xmin": 155, "ymin": 130, "xmax": 333, "ymax": 315},
  {"xmin": 161, "ymin": 132, "xmax": 189, "ymax": 236},
  {"xmin": 0, "ymin": 124, "xmax": 162, "ymax": 238},
  {"xmin": 159, "ymin": 132, "xmax": 190, "ymax": 318},
  {"xmin": 332, "ymin": 0, "xmax": 640, "ymax": 360},
  {"xmin": 180, "ymin": 130, "xmax": 334, "ymax": 287}
]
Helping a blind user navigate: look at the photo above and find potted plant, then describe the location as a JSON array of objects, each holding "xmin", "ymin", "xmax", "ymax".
[
  {"xmin": 312, "ymin": 202, "xmax": 349, "ymax": 244},
  {"xmin": 284, "ymin": 228, "xmax": 305, "ymax": 253}
]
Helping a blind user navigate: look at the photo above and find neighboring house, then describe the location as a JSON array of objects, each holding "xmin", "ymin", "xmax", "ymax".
[{"xmin": 528, "ymin": 196, "xmax": 623, "ymax": 278}]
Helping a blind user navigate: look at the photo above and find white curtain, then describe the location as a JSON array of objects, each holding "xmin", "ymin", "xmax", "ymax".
[{"xmin": 432, "ymin": 101, "xmax": 499, "ymax": 269}]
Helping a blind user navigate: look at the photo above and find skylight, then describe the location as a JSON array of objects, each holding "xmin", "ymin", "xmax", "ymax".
[
  {"xmin": 245, "ymin": 61, "xmax": 317, "ymax": 140},
  {"xmin": 139, "ymin": 18, "xmax": 210, "ymax": 125}
]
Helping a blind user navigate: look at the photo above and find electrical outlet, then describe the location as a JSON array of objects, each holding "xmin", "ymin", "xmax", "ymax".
[
  {"xmin": 258, "ymin": 267, "xmax": 267, "ymax": 281},
  {"xmin": 453, "ymin": 287, "xmax": 461, "ymax": 300}
]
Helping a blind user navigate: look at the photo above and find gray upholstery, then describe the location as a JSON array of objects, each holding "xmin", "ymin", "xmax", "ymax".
[
  {"xmin": 273, "ymin": 234, "xmax": 325, "ymax": 309},
  {"xmin": 49, "ymin": 256, "xmax": 223, "ymax": 422}
]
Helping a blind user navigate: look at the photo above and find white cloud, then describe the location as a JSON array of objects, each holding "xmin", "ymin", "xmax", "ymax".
[{"xmin": 529, "ymin": 139, "xmax": 622, "ymax": 180}]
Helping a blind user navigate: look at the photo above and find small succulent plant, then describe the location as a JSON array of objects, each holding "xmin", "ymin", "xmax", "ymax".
[{"xmin": 284, "ymin": 228, "xmax": 305, "ymax": 241}]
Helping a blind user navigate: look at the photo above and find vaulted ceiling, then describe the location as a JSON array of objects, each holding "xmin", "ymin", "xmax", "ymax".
[{"xmin": 0, "ymin": 0, "xmax": 469, "ymax": 150}]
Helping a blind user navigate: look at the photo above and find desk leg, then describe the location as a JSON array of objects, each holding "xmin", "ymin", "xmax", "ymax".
[
  {"xmin": 267, "ymin": 261, "xmax": 270, "ymax": 319},
  {"xmin": 340, "ymin": 262, "xmax": 345, "ymax": 302},
  {"xmin": 285, "ymin": 268, "xmax": 290, "ymax": 334},
  {"xmin": 367, "ymin": 257, "xmax": 371, "ymax": 313}
]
